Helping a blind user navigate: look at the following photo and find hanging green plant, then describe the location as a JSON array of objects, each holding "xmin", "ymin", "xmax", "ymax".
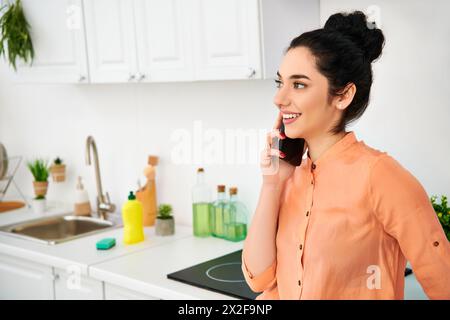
[{"xmin": 0, "ymin": 0, "xmax": 34, "ymax": 71}]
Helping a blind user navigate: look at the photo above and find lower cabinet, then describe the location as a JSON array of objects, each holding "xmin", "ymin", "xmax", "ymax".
[
  {"xmin": 0, "ymin": 254, "xmax": 54, "ymax": 300},
  {"xmin": 104, "ymin": 283, "xmax": 160, "ymax": 300},
  {"xmin": 54, "ymin": 267, "xmax": 104, "ymax": 300}
]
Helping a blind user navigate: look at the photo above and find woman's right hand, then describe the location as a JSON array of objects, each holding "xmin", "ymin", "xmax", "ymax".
[{"xmin": 260, "ymin": 112, "xmax": 296, "ymax": 186}]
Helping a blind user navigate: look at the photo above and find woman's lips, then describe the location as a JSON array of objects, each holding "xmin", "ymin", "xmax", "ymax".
[{"xmin": 282, "ymin": 113, "xmax": 302, "ymax": 125}]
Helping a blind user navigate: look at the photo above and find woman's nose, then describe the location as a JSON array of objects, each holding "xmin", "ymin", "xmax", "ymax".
[{"xmin": 273, "ymin": 87, "xmax": 290, "ymax": 108}]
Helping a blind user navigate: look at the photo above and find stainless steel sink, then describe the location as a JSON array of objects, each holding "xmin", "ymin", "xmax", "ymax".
[{"xmin": 0, "ymin": 214, "xmax": 119, "ymax": 245}]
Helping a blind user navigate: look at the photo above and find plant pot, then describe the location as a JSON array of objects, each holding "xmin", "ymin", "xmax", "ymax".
[
  {"xmin": 50, "ymin": 164, "xmax": 66, "ymax": 182},
  {"xmin": 33, "ymin": 181, "xmax": 48, "ymax": 197},
  {"xmin": 155, "ymin": 217, "xmax": 175, "ymax": 236},
  {"xmin": 32, "ymin": 198, "xmax": 46, "ymax": 214}
]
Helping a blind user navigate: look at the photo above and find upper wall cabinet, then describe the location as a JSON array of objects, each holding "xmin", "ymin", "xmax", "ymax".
[
  {"xmin": 83, "ymin": 0, "xmax": 138, "ymax": 83},
  {"xmin": 4, "ymin": 0, "xmax": 320, "ymax": 83},
  {"xmin": 191, "ymin": 0, "xmax": 261, "ymax": 81},
  {"xmin": 9, "ymin": 0, "xmax": 89, "ymax": 83},
  {"xmin": 134, "ymin": 0, "xmax": 195, "ymax": 82}
]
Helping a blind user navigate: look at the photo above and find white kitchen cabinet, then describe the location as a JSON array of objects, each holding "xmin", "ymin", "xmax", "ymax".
[
  {"xmin": 9, "ymin": 0, "xmax": 89, "ymax": 83},
  {"xmin": 0, "ymin": 253, "xmax": 54, "ymax": 300},
  {"xmin": 134, "ymin": 0, "xmax": 195, "ymax": 82},
  {"xmin": 83, "ymin": 0, "xmax": 138, "ymax": 83},
  {"xmin": 191, "ymin": 0, "xmax": 262, "ymax": 81},
  {"xmin": 104, "ymin": 283, "xmax": 160, "ymax": 300},
  {"xmin": 53, "ymin": 267, "xmax": 104, "ymax": 299}
]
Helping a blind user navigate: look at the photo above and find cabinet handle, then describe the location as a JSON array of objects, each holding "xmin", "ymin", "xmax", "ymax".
[
  {"xmin": 247, "ymin": 68, "xmax": 256, "ymax": 79},
  {"xmin": 78, "ymin": 75, "xmax": 86, "ymax": 82},
  {"xmin": 137, "ymin": 73, "xmax": 146, "ymax": 82},
  {"xmin": 128, "ymin": 74, "xmax": 136, "ymax": 82},
  {"xmin": 53, "ymin": 274, "xmax": 60, "ymax": 281}
]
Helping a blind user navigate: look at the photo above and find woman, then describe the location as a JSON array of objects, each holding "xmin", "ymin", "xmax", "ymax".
[{"xmin": 241, "ymin": 11, "xmax": 450, "ymax": 300}]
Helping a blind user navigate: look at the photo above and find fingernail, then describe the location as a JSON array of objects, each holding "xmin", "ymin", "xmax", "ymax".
[
  {"xmin": 280, "ymin": 132, "xmax": 286, "ymax": 139},
  {"xmin": 280, "ymin": 152, "xmax": 286, "ymax": 158}
]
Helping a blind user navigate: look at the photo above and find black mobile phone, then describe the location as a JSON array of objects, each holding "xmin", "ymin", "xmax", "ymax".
[{"xmin": 278, "ymin": 122, "xmax": 305, "ymax": 166}]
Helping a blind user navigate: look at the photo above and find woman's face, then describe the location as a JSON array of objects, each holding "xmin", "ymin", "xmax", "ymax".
[{"xmin": 273, "ymin": 46, "xmax": 344, "ymax": 140}]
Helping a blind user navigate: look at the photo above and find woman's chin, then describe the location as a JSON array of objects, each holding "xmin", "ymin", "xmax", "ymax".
[{"xmin": 285, "ymin": 127, "xmax": 304, "ymax": 139}]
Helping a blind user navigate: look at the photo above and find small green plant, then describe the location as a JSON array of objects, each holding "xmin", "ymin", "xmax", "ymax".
[
  {"xmin": 430, "ymin": 195, "xmax": 450, "ymax": 241},
  {"xmin": 158, "ymin": 204, "xmax": 173, "ymax": 219},
  {"xmin": 0, "ymin": 0, "xmax": 34, "ymax": 71},
  {"xmin": 34, "ymin": 194, "xmax": 45, "ymax": 200},
  {"xmin": 27, "ymin": 159, "xmax": 50, "ymax": 182},
  {"xmin": 53, "ymin": 157, "xmax": 63, "ymax": 165}
]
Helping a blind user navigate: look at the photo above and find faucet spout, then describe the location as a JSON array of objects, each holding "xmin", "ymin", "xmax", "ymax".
[{"xmin": 85, "ymin": 136, "xmax": 116, "ymax": 220}]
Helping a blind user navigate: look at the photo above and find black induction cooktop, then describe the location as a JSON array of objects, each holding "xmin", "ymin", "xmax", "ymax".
[
  {"xmin": 167, "ymin": 249, "xmax": 258, "ymax": 300},
  {"xmin": 167, "ymin": 250, "xmax": 414, "ymax": 300}
]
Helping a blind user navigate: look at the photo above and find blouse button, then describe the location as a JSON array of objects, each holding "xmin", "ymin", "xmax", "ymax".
[
  {"xmin": 306, "ymin": 211, "xmax": 310, "ymax": 217},
  {"xmin": 311, "ymin": 163, "xmax": 316, "ymax": 170},
  {"xmin": 298, "ymin": 280, "xmax": 302, "ymax": 286},
  {"xmin": 433, "ymin": 241, "xmax": 439, "ymax": 247},
  {"xmin": 299, "ymin": 244, "xmax": 303, "ymax": 250}
]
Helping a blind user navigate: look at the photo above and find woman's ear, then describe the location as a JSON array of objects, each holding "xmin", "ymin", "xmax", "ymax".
[{"xmin": 335, "ymin": 83, "xmax": 357, "ymax": 110}]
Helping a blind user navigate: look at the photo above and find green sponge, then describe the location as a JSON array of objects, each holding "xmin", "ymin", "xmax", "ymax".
[{"xmin": 96, "ymin": 238, "xmax": 116, "ymax": 250}]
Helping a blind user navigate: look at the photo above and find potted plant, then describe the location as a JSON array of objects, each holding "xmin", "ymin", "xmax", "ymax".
[
  {"xmin": 31, "ymin": 195, "xmax": 46, "ymax": 214},
  {"xmin": 27, "ymin": 158, "xmax": 50, "ymax": 197},
  {"xmin": 430, "ymin": 195, "xmax": 450, "ymax": 241},
  {"xmin": 0, "ymin": 0, "xmax": 34, "ymax": 71},
  {"xmin": 50, "ymin": 157, "xmax": 66, "ymax": 182},
  {"xmin": 155, "ymin": 204, "xmax": 175, "ymax": 236}
]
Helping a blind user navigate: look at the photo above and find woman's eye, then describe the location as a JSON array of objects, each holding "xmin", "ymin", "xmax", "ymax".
[
  {"xmin": 274, "ymin": 79, "xmax": 283, "ymax": 88},
  {"xmin": 293, "ymin": 82, "xmax": 306, "ymax": 89}
]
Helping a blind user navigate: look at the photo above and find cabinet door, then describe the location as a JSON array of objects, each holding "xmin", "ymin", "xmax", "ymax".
[
  {"xmin": 54, "ymin": 267, "xmax": 104, "ymax": 300},
  {"xmin": 191, "ymin": 0, "xmax": 262, "ymax": 80},
  {"xmin": 83, "ymin": 0, "xmax": 138, "ymax": 83},
  {"xmin": 0, "ymin": 254, "xmax": 54, "ymax": 300},
  {"xmin": 104, "ymin": 283, "xmax": 160, "ymax": 300},
  {"xmin": 134, "ymin": 0, "xmax": 194, "ymax": 82},
  {"xmin": 11, "ymin": 0, "xmax": 89, "ymax": 83}
]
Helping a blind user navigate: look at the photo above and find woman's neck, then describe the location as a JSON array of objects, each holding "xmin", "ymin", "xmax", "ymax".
[{"xmin": 306, "ymin": 131, "xmax": 348, "ymax": 163}]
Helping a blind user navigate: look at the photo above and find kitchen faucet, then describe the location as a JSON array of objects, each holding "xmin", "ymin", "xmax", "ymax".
[{"xmin": 85, "ymin": 136, "xmax": 116, "ymax": 220}]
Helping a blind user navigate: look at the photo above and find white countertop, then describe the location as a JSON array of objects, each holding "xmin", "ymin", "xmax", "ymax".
[{"xmin": 90, "ymin": 235, "xmax": 244, "ymax": 300}]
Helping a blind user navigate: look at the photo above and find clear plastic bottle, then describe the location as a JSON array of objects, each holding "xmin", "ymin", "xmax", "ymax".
[
  {"xmin": 210, "ymin": 185, "xmax": 228, "ymax": 238},
  {"xmin": 192, "ymin": 168, "xmax": 212, "ymax": 237},
  {"xmin": 223, "ymin": 187, "xmax": 248, "ymax": 242}
]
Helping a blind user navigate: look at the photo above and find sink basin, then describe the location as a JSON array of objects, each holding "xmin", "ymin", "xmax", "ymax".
[{"xmin": 0, "ymin": 214, "xmax": 119, "ymax": 245}]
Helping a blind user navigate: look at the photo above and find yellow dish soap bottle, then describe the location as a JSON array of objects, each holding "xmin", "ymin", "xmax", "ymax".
[{"xmin": 122, "ymin": 191, "xmax": 145, "ymax": 245}]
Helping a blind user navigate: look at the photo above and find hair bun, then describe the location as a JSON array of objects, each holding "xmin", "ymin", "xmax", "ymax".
[{"xmin": 324, "ymin": 11, "xmax": 385, "ymax": 63}]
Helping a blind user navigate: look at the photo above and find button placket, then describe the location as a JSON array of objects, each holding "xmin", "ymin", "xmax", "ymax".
[{"xmin": 298, "ymin": 167, "xmax": 315, "ymax": 299}]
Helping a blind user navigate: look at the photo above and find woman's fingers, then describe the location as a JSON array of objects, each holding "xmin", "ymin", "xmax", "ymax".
[{"xmin": 273, "ymin": 112, "xmax": 283, "ymax": 130}]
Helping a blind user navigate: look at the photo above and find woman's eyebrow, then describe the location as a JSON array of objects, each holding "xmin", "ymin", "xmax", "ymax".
[{"xmin": 276, "ymin": 71, "xmax": 311, "ymax": 80}]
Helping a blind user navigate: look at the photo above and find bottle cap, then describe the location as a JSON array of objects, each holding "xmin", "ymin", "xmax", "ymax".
[
  {"xmin": 128, "ymin": 191, "xmax": 136, "ymax": 200},
  {"xmin": 217, "ymin": 185, "xmax": 225, "ymax": 192},
  {"xmin": 197, "ymin": 168, "xmax": 204, "ymax": 173},
  {"xmin": 229, "ymin": 187, "xmax": 238, "ymax": 195},
  {"xmin": 148, "ymin": 155, "xmax": 159, "ymax": 166}
]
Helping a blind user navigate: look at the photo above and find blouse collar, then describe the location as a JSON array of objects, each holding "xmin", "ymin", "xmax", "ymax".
[{"xmin": 304, "ymin": 131, "xmax": 358, "ymax": 171}]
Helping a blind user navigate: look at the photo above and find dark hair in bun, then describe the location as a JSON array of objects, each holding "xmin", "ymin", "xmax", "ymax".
[{"xmin": 287, "ymin": 10, "xmax": 385, "ymax": 133}]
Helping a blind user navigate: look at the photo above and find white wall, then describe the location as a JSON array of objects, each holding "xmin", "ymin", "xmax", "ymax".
[{"xmin": 1, "ymin": 0, "xmax": 449, "ymax": 228}]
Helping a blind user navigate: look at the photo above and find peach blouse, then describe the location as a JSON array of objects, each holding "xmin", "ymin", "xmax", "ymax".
[{"xmin": 242, "ymin": 131, "xmax": 450, "ymax": 299}]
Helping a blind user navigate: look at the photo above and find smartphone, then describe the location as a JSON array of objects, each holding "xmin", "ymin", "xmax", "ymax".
[{"xmin": 277, "ymin": 122, "xmax": 305, "ymax": 166}]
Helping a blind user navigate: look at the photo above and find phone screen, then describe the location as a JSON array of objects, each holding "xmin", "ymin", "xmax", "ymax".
[{"xmin": 278, "ymin": 122, "xmax": 305, "ymax": 166}]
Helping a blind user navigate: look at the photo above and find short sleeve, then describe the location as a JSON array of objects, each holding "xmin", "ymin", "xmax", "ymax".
[
  {"xmin": 369, "ymin": 154, "xmax": 450, "ymax": 299},
  {"xmin": 241, "ymin": 253, "xmax": 277, "ymax": 293}
]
